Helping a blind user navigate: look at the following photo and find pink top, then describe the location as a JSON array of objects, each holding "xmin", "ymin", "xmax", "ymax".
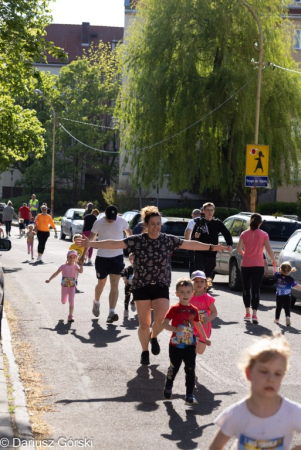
[
  {"xmin": 240, "ymin": 228, "xmax": 268, "ymax": 267},
  {"xmin": 190, "ymin": 292, "xmax": 215, "ymax": 339},
  {"xmin": 59, "ymin": 264, "xmax": 79, "ymax": 287}
]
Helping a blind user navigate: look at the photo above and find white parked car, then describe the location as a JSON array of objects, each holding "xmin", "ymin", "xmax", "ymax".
[
  {"xmin": 214, "ymin": 212, "xmax": 301, "ymax": 290},
  {"xmin": 60, "ymin": 208, "xmax": 85, "ymax": 241}
]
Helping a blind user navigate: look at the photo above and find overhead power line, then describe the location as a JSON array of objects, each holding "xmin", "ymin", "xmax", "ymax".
[{"xmin": 59, "ymin": 123, "xmax": 119, "ymax": 154}]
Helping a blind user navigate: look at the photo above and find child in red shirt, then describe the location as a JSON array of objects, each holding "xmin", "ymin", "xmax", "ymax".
[{"xmin": 162, "ymin": 278, "xmax": 211, "ymax": 405}]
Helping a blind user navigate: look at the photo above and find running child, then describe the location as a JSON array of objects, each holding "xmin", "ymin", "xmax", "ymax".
[
  {"xmin": 69, "ymin": 233, "xmax": 85, "ymax": 293},
  {"xmin": 190, "ymin": 270, "xmax": 217, "ymax": 355},
  {"xmin": 210, "ymin": 332, "xmax": 301, "ymax": 450},
  {"xmin": 19, "ymin": 218, "xmax": 25, "ymax": 237},
  {"xmin": 45, "ymin": 250, "xmax": 83, "ymax": 323},
  {"xmin": 162, "ymin": 278, "xmax": 210, "ymax": 405},
  {"xmin": 274, "ymin": 261, "xmax": 301, "ymax": 327},
  {"xmin": 121, "ymin": 253, "xmax": 135, "ymax": 318},
  {"xmin": 25, "ymin": 224, "xmax": 36, "ymax": 260}
]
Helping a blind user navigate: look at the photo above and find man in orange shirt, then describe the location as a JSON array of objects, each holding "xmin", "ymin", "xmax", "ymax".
[{"xmin": 35, "ymin": 205, "xmax": 57, "ymax": 262}]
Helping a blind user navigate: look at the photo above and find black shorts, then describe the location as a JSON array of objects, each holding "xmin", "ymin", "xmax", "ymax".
[
  {"xmin": 132, "ymin": 284, "xmax": 170, "ymax": 301},
  {"xmin": 95, "ymin": 255, "xmax": 125, "ymax": 279}
]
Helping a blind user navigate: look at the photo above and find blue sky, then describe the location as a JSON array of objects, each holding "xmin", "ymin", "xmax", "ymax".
[{"xmin": 50, "ymin": 0, "xmax": 124, "ymax": 27}]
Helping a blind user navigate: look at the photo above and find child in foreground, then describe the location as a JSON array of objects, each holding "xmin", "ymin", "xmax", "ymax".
[
  {"xmin": 190, "ymin": 270, "xmax": 217, "ymax": 356},
  {"xmin": 209, "ymin": 332, "xmax": 301, "ymax": 450},
  {"xmin": 45, "ymin": 250, "xmax": 83, "ymax": 323},
  {"xmin": 121, "ymin": 253, "xmax": 135, "ymax": 318},
  {"xmin": 162, "ymin": 278, "xmax": 211, "ymax": 406},
  {"xmin": 274, "ymin": 261, "xmax": 301, "ymax": 327}
]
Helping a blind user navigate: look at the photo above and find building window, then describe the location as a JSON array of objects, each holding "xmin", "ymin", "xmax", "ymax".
[{"xmin": 294, "ymin": 30, "xmax": 301, "ymax": 50}]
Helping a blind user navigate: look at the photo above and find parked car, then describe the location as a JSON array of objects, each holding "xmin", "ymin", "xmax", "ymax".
[
  {"xmin": 277, "ymin": 229, "xmax": 301, "ymax": 306},
  {"xmin": 0, "ymin": 203, "xmax": 6, "ymax": 222},
  {"xmin": 214, "ymin": 212, "xmax": 301, "ymax": 290},
  {"xmin": 60, "ymin": 208, "xmax": 85, "ymax": 241},
  {"xmin": 0, "ymin": 238, "xmax": 12, "ymax": 337},
  {"xmin": 163, "ymin": 217, "xmax": 190, "ymax": 265},
  {"xmin": 121, "ymin": 210, "xmax": 141, "ymax": 230}
]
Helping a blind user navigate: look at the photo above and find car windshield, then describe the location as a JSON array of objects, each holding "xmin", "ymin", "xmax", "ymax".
[
  {"xmin": 261, "ymin": 221, "xmax": 301, "ymax": 242},
  {"xmin": 73, "ymin": 211, "xmax": 84, "ymax": 220},
  {"xmin": 164, "ymin": 222, "xmax": 187, "ymax": 236}
]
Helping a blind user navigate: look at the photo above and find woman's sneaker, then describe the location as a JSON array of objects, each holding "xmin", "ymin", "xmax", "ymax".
[
  {"xmin": 123, "ymin": 309, "xmax": 129, "ymax": 319},
  {"xmin": 274, "ymin": 319, "xmax": 279, "ymax": 324},
  {"xmin": 106, "ymin": 313, "xmax": 119, "ymax": 323},
  {"xmin": 286, "ymin": 317, "xmax": 291, "ymax": 326},
  {"xmin": 244, "ymin": 313, "xmax": 251, "ymax": 321},
  {"xmin": 92, "ymin": 300, "xmax": 100, "ymax": 317},
  {"xmin": 185, "ymin": 395, "xmax": 198, "ymax": 406},
  {"xmin": 252, "ymin": 314, "xmax": 258, "ymax": 325},
  {"xmin": 130, "ymin": 301, "xmax": 136, "ymax": 312},
  {"xmin": 68, "ymin": 315, "xmax": 74, "ymax": 323},
  {"xmin": 150, "ymin": 334, "xmax": 160, "ymax": 355},
  {"xmin": 163, "ymin": 385, "xmax": 172, "ymax": 400},
  {"xmin": 140, "ymin": 351, "xmax": 150, "ymax": 365}
]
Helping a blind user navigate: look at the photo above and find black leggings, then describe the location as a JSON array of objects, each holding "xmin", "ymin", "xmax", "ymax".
[
  {"xmin": 124, "ymin": 285, "xmax": 132, "ymax": 309},
  {"xmin": 241, "ymin": 266, "xmax": 264, "ymax": 311},
  {"xmin": 275, "ymin": 295, "xmax": 291, "ymax": 319},
  {"xmin": 165, "ymin": 345, "xmax": 196, "ymax": 396},
  {"xmin": 37, "ymin": 230, "xmax": 50, "ymax": 254},
  {"xmin": 4, "ymin": 221, "xmax": 11, "ymax": 235},
  {"xmin": 194, "ymin": 253, "xmax": 216, "ymax": 279}
]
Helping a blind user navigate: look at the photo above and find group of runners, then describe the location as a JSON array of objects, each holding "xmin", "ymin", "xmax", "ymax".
[{"xmin": 8, "ymin": 198, "xmax": 301, "ymax": 447}]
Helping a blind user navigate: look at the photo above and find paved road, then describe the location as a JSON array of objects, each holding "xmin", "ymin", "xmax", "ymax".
[{"xmin": 3, "ymin": 231, "xmax": 301, "ymax": 449}]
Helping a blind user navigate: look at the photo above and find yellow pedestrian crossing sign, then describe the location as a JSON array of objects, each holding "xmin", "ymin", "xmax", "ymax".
[{"xmin": 246, "ymin": 144, "xmax": 269, "ymax": 177}]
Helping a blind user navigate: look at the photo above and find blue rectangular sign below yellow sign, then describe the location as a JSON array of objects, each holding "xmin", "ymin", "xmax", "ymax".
[{"xmin": 245, "ymin": 176, "xmax": 268, "ymax": 187}]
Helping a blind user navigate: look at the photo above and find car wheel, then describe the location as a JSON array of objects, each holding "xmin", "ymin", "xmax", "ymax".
[
  {"xmin": 60, "ymin": 229, "xmax": 66, "ymax": 240},
  {"xmin": 291, "ymin": 296, "xmax": 297, "ymax": 308},
  {"xmin": 229, "ymin": 260, "xmax": 242, "ymax": 291}
]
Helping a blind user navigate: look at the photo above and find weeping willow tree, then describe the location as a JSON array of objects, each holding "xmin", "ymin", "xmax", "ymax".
[{"xmin": 116, "ymin": 0, "xmax": 301, "ymax": 209}]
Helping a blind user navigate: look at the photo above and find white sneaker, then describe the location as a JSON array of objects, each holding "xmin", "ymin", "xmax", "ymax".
[
  {"xmin": 37, "ymin": 256, "xmax": 41, "ymax": 261},
  {"xmin": 124, "ymin": 310, "xmax": 129, "ymax": 318}
]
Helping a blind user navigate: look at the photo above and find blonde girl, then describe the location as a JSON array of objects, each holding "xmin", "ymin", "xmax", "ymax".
[
  {"xmin": 25, "ymin": 224, "xmax": 36, "ymax": 260},
  {"xmin": 210, "ymin": 332, "xmax": 301, "ymax": 450},
  {"xmin": 45, "ymin": 250, "xmax": 83, "ymax": 323}
]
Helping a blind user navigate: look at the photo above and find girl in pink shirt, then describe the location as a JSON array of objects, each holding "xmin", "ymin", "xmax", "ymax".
[
  {"xmin": 190, "ymin": 270, "xmax": 217, "ymax": 355},
  {"xmin": 45, "ymin": 250, "xmax": 83, "ymax": 322},
  {"xmin": 237, "ymin": 213, "xmax": 276, "ymax": 325}
]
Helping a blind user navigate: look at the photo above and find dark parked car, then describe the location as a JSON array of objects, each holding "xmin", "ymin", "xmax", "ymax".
[
  {"xmin": 163, "ymin": 217, "xmax": 190, "ymax": 265},
  {"xmin": 0, "ymin": 203, "xmax": 6, "ymax": 222}
]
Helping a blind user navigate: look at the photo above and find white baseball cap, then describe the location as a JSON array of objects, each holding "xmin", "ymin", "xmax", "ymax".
[{"xmin": 191, "ymin": 270, "xmax": 206, "ymax": 280}]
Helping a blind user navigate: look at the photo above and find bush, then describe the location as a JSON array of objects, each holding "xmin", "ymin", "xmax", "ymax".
[{"xmin": 257, "ymin": 202, "xmax": 298, "ymax": 217}]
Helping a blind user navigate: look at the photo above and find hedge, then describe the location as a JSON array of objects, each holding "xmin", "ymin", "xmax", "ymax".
[{"xmin": 257, "ymin": 202, "xmax": 298, "ymax": 217}]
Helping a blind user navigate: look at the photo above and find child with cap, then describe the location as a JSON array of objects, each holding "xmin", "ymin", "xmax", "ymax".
[
  {"xmin": 190, "ymin": 270, "xmax": 217, "ymax": 356},
  {"xmin": 69, "ymin": 233, "xmax": 85, "ymax": 293},
  {"xmin": 45, "ymin": 250, "xmax": 83, "ymax": 323}
]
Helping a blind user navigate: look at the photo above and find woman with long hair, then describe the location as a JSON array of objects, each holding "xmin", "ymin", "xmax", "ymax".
[
  {"xmin": 77, "ymin": 205, "xmax": 227, "ymax": 365},
  {"xmin": 237, "ymin": 213, "xmax": 277, "ymax": 325}
]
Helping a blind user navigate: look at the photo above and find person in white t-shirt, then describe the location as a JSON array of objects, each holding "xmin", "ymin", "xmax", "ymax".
[
  {"xmin": 210, "ymin": 332, "xmax": 301, "ymax": 450},
  {"xmin": 80, "ymin": 205, "xmax": 131, "ymax": 324}
]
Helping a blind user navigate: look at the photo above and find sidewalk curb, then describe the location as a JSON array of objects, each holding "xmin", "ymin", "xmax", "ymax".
[{"xmin": 1, "ymin": 309, "xmax": 34, "ymax": 446}]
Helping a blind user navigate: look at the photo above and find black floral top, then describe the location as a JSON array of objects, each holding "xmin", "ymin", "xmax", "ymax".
[{"xmin": 123, "ymin": 233, "xmax": 183, "ymax": 289}]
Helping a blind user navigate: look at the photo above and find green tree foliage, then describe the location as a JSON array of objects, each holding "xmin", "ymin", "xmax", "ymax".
[
  {"xmin": 20, "ymin": 43, "xmax": 121, "ymax": 203},
  {"xmin": 0, "ymin": 0, "xmax": 66, "ymax": 171},
  {"xmin": 117, "ymin": 0, "xmax": 301, "ymax": 209}
]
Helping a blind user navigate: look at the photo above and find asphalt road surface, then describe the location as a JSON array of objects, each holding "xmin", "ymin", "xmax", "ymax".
[{"xmin": 3, "ymin": 230, "xmax": 301, "ymax": 449}]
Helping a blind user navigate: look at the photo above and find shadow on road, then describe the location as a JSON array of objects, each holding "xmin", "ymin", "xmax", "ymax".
[
  {"xmin": 162, "ymin": 401, "xmax": 212, "ymax": 449},
  {"xmin": 212, "ymin": 317, "xmax": 239, "ymax": 329},
  {"xmin": 40, "ymin": 319, "xmax": 72, "ymax": 335},
  {"xmin": 3, "ymin": 267, "xmax": 22, "ymax": 273},
  {"xmin": 70, "ymin": 319, "xmax": 130, "ymax": 347}
]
